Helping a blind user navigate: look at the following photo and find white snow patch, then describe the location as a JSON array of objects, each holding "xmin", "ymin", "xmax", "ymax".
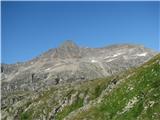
[
  {"xmin": 91, "ymin": 59, "xmax": 98, "ymax": 63},
  {"xmin": 104, "ymin": 56, "xmax": 112, "ymax": 59},
  {"xmin": 45, "ymin": 68, "xmax": 51, "ymax": 71},
  {"xmin": 112, "ymin": 52, "xmax": 124, "ymax": 57},
  {"xmin": 106, "ymin": 58, "xmax": 117, "ymax": 62},
  {"xmin": 113, "ymin": 54, "xmax": 119, "ymax": 57},
  {"xmin": 136, "ymin": 52, "xmax": 147, "ymax": 57},
  {"xmin": 104, "ymin": 52, "xmax": 125, "ymax": 60}
]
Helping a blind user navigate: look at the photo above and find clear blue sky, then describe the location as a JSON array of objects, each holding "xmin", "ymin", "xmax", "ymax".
[{"xmin": 2, "ymin": 1, "xmax": 160, "ymax": 64}]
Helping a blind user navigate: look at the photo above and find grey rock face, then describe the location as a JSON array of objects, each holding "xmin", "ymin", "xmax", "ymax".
[
  {"xmin": 1, "ymin": 41, "xmax": 157, "ymax": 102},
  {"xmin": 55, "ymin": 40, "xmax": 81, "ymax": 58}
]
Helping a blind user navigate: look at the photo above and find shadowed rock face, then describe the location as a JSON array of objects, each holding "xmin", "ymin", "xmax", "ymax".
[{"xmin": 1, "ymin": 41, "xmax": 157, "ymax": 100}]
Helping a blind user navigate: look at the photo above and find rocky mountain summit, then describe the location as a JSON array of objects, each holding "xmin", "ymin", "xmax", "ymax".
[{"xmin": 1, "ymin": 41, "xmax": 157, "ymax": 97}]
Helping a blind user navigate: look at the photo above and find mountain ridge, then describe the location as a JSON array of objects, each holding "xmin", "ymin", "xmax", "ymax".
[
  {"xmin": 2, "ymin": 41, "xmax": 156, "ymax": 65},
  {"xmin": 1, "ymin": 41, "xmax": 157, "ymax": 97}
]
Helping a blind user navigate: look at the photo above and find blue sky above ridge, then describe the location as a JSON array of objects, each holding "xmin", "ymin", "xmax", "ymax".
[{"xmin": 2, "ymin": 1, "xmax": 159, "ymax": 63}]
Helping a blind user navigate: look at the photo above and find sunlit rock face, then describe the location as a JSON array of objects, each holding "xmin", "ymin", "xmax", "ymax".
[{"xmin": 1, "ymin": 41, "xmax": 157, "ymax": 100}]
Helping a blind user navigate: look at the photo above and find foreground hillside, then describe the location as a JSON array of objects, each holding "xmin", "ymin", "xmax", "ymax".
[
  {"xmin": 65, "ymin": 54, "xmax": 160, "ymax": 120},
  {"xmin": 1, "ymin": 53, "xmax": 160, "ymax": 120}
]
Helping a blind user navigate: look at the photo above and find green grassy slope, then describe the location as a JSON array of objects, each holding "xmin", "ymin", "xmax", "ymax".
[{"xmin": 67, "ymin": 54, "xmax": 160, "ymax": 120}]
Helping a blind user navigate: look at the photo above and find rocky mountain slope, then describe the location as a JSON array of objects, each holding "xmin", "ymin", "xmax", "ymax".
[
  {"xmin": 1, "ymin": 41, "xmax": 156, "ymax": 95},
  {"xmin": 1, "ymin": 50, "xmax": 160, "ymax": 120}
]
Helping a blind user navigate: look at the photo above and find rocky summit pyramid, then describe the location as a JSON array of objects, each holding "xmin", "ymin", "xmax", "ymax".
[
  {"xmin": 1, "ymin": 41, "xmax": 159, "ymax": 120},
  {"xmin": 54, "ymin": 40, "xmax": 81, "ymax": 58}
]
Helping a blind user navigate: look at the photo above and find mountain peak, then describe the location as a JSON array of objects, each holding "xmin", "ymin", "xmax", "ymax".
[
  {"xmin": 54, "ymin": 40, "xmax": 81, "ymax": 58},
  {"xmin": 59, "ymin": 40, "xmax": 78, "ymax": 49}
]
